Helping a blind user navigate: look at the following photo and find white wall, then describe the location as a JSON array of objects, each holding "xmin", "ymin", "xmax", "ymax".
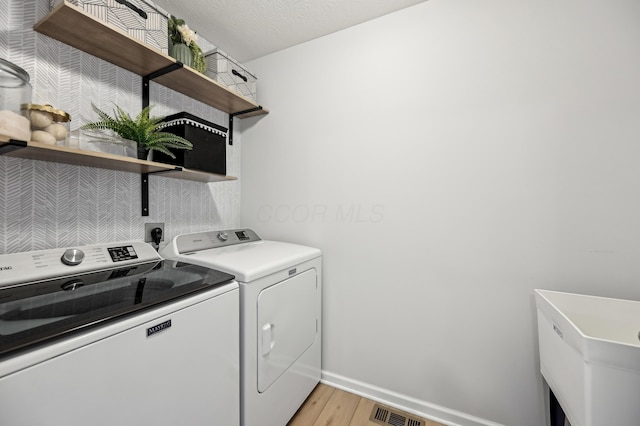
[{"xmin": 241, "ymin": 0, "xmax": 640, "ymax": 425}]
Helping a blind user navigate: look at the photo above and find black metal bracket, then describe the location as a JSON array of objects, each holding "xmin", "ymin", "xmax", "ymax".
[
  {"xmin": 141, "ymin": 167, "xmax": 183, "ymax": 216},
  {"xmin": 142, "ymin": 62, "xmax": 184, "ymax": 109},
  {"xmin": 141, "ymin": 173, "xmax": 150, "ymax": 217},
  {"xmin": 0, "ymin": 139, "xmax": 28, "ymax": 155},
  {"xmin": 140, "ymin": 62, "xmax": 184, "ymax": 216},
  {"xmin": 228, "ymin": 106, "xmax": 263, "ymax": 145},
  {"xmin": 139, "ymin": 63, "xmax": 260, "ymax": 214}
]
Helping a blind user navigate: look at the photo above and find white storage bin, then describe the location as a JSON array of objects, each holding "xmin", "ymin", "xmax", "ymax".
[
  {"xmin": 50, "ymin": 0, "xmax": 169, "ymax": 54},
  {"xmin": 205, "ymin": 48, "xmax": 257, "ymax": 102}
]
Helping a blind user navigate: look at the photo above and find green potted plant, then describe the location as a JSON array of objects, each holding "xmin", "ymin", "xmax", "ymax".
[
  {"xmin": 168, "ymin": 15, "xmax": 206, "ymax": 74},
  {"xmin": 81, "ymin": 103, "xmax": 193, "ymax": 160}
]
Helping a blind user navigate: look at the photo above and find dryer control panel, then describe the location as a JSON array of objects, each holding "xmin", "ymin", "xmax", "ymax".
[{"xmin": 171, "ymin": 229, "xmax": 261, "ymax": 254}]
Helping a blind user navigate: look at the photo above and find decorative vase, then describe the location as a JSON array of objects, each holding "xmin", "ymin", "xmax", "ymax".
[
  {"xmin": 137, "ymin": 146, "xmax": 150, "ymax": 161},
  {"xmin": 170, "ymin": 43, "xmax": 193, "ymax": 67}
]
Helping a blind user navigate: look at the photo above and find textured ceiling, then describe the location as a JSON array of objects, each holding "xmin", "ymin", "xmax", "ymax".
[{"xmin": 152, "ymin": 0, "xmax": 429, "ymax": 62}]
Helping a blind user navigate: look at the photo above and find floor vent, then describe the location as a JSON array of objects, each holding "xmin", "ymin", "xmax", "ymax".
[{"xmin": 369, "ymin": 404, "xmax": 425, "ymax": 426}]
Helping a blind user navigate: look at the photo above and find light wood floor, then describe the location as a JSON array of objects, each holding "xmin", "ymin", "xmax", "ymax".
[{"xmin": 287, "ymin": 383, "xmax": 445, "ymax": 426}]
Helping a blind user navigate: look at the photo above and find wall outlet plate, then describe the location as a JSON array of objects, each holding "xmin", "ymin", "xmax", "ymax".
[{"xmin": 144, "ymin": 223, "xmax": 164, "ymax": 243}]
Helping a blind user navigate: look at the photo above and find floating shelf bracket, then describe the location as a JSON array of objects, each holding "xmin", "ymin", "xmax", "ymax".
[
  {"xmin": 140, "ymin": 62, "xmax": 184, "ymax": 216},
  {"xmin": 141, "ymin": 167, "xmax": 183, "ymax": 216},
  {"xmin": 142, "ymin": 62, "xmax": 184, "ymax": 109},
  {"xmin": 0, "ymin": 139, "xmax": 28, "ymax": 155},
  {"xmin": 228, "ymin": 106, "xmax": 263, "ymax": 145}
]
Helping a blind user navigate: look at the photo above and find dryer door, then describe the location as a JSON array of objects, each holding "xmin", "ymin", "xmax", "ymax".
[{"xmin": 257, "ymin": 268, "xmax": 318, "ymax": 392}]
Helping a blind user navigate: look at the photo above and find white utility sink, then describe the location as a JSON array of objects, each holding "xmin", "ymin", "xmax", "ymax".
[{"xmin": 535, "ymin": 289, "xmax": 640, "ymax": 426}]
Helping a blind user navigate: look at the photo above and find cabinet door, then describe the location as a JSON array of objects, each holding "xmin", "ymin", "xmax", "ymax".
[{"xmin": 257, "ymin": 269, "xmax": 318, "ymax": 392}]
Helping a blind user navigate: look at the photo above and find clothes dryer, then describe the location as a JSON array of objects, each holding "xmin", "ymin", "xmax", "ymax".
[{"xmin": 160, "ymin": 229, "xmax": 322, "ymax": 426}]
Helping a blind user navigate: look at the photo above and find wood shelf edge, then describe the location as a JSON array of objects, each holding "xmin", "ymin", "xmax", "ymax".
[
  {"xmin": 0, "ymin": 139, "xmax": 236, "ymax": 183},
  {"xmin": 162, "ymin": 167, "xmax": 238, "ymax": 183},
  {"xmin": 235, "ymin": 108, "xmax": 270, "ymax": 119},
  {"xmin": 34, "ymin": 1, "xmax": 172, "ymax": 76},
  {"xmin": 3, "ymin": 141, "xmax": 171, "ymax": 173},
  {"xmin": 34, "ymin": 1, "xmax": 269, "ymax": 117}
]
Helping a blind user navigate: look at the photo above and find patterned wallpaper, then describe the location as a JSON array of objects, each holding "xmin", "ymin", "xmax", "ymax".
[{"xmin": 0, "ymin": 0, "xmax": 241, "ymax": 254}]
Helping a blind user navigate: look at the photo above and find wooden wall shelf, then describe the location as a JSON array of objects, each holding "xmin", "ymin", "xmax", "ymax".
[
  {"xmin": 27, "ymin": 1, "xmax": 256, "ymax": 215},
  {"xmin": 0, "ymin": 138, "xmax": 237, "ymax": 183},
  {"xmin": 34, "ymin": 1, "xmax": 268, "ymax": 118}
]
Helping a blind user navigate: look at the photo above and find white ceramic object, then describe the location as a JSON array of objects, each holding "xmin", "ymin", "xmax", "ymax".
[
  {"xmin": 66, "ymin": 129, "xmax": 137, "ymax": 158},
  {"xmin": 535, "ymin": 289, "xmax": 640, "ymax": 426}
]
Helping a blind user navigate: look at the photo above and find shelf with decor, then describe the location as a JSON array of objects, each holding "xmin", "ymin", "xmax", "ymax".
[
  {"xmin": 33, "ymin": 1, "xmax": 268, "ymax": 119},
  {"xmin": 0, "ymin": 138, "xmax": 236, "ymax": 183},
  {"xmin": 0, "ymin": 137, "xmax": 237, "ymax": 215},
  {"xmin": 29, "ymin": 1, "xmax": 259, "ymax": 215}
]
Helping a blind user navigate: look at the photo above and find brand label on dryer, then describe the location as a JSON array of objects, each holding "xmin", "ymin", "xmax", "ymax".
[
  {"xmin": 147, "ymin": 319, "xmax": 172, "ymax": 337},
  {"xmin": 288, "ymin": 268, "xmax": 296, "ymax": 276}
]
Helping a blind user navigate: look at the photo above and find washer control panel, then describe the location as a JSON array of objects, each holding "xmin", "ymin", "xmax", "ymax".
[
  {"xmin": 107, "ymin": 246, "xmax": 139, "ymax": 262},
  {"xmin": 0, "ymin": 241, "xmax": 159, "ymax": 288}
]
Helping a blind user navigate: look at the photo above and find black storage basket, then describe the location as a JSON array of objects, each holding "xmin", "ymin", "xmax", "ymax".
[{"xmin": 155, "ymin": 112, "xmax": 228, "ymax": 175}]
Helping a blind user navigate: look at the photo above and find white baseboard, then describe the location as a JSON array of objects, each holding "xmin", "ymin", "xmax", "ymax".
[{"xmin": 321, "ymin": 371, "xmax": 504, "ymax": 426}]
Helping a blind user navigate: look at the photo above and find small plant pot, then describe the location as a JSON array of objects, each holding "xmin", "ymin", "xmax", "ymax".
[
  {"xmin": 170, "ymin": 43, "xmax": 193, "ymax": 67},
  {"xmin": 137, "ymin": 146, "xmax": 150, "ymax": 160}
]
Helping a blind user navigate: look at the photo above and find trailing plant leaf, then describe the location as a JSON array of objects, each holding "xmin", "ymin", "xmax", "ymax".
[
  {"xmin": 81, "ymin": 103, "xmax": 192, "ymax": 159},
  {"xmin": 191, "ymin": 43, "xmax": 206, "ymax": 74}
]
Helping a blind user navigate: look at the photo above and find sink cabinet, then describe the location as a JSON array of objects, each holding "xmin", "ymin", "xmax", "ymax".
[{"xmin": 535, "ymin": 289, "xmax": 640, "ymax": 426}]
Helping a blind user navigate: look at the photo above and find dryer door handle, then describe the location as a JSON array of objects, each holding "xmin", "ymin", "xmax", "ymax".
[{"xmin": 261, "ymin": 323, "xmax": 275, "ymax": 356}]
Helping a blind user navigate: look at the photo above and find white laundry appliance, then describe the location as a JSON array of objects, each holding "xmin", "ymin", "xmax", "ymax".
[
  {"xmin": 160, "ymin": 229, "xmax": 322, "ymax": 426},
  {"xmin": 0, "ymin": 241, "xmax": 239, "ymax": 426}
]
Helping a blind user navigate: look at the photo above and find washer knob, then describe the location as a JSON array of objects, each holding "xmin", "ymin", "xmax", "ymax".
[
  {"xmin": 61, "ymin": 279, "xmax": 85, "ymax": 291},
  {"xmin": 217, "ymin": 232, "xmax": 229, "ymax": 242},
  {"xmin": 61, "ymin": 249, "xmax": 85, "ymax": 266}
]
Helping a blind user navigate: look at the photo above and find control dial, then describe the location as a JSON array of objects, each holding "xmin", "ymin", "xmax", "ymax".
[
  {"xmin": 217, "ymin": 232, "xmax": 229, "ymax": 242},
  {"xmin": 61, "ymin": 248, "xmax": 85, "ymax": 266}
]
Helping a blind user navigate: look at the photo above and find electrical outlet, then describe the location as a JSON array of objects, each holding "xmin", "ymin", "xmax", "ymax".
[{"xmin": 144, "ymin": 223, "xmax": 165, "ymax": 243}]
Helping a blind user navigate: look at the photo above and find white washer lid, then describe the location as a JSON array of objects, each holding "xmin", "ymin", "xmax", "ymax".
[{"xmin": 176, "ymin": 240, "xmax": 321, "ymax": 282}]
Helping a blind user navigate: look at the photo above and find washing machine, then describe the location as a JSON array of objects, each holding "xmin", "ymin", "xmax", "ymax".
[
  {"xmin": 160, "ymin": 229, "xmax": 322, "ymax": 426},
  {"xmin": 0, "ymin": 241, "xmax": 239, "ymax": 426}
]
